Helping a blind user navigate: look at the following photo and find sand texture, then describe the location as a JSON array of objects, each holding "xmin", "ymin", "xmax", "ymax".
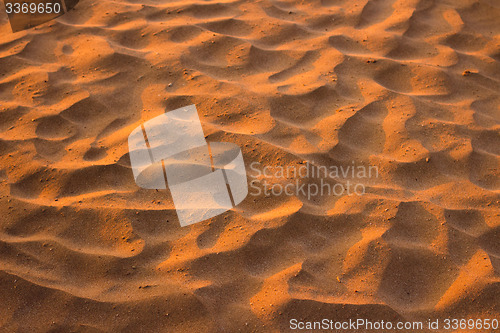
[{"xmin": 0, "ymin": 0, "xmax": 499, "ymax": 331}]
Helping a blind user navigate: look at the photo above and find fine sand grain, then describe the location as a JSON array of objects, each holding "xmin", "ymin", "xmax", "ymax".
[{"xmin": 0, "ymin": 0, "xmax": 499, "ymax": 331}]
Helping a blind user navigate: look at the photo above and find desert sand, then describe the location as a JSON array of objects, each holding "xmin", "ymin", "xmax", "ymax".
[{"xmin": 0, "ymin": 0, "xmax": 499, "ymax": 331}]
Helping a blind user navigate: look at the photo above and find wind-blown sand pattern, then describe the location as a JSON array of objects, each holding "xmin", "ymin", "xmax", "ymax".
[{"xmin": 0, "ymin": 0, "xmax": 499, "ymax": 331}]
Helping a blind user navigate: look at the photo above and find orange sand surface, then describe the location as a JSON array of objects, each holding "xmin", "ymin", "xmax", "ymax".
[{"xmin": 0, "ymin": 0, "xmax": 499, "ymax": 331}]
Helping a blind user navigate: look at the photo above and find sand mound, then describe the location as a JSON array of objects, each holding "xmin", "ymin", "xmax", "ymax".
[{"xmin": 0, "ymin": 0, "xmax": 499, "ymax": 331}]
